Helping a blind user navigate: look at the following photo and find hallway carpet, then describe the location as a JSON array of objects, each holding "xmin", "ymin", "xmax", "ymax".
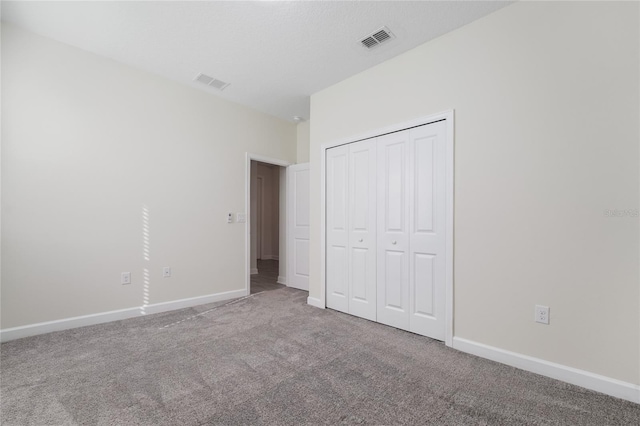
[
  {"xmin": 251, "ymin": 259, "xmax": 284, "ymax": 294},
  {"xmin": 1, "ymin": 288, "xmax": 639, "ymax": 425}
]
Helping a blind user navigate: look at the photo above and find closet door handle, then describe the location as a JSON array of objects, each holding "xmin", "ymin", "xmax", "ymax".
[
  {"xmin": 358, "ymin": 238, "xmax": 363, "ymax": 242},
  {"xmin": 392, "ymin": 240, "xmax": 397, "ymax": 245}
]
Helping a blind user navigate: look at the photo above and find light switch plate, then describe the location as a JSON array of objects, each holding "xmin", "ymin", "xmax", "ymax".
[{"xmin": 237, "ymin": 213, "xmax": 246, "ymax": 223}]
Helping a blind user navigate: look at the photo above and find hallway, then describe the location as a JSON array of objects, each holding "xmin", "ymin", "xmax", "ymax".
[{"xmin": 250, "ymin": 259, "xmax": 285, "ymax": 294}]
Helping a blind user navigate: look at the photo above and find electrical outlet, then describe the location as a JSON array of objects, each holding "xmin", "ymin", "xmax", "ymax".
[
  {"xmin": 163, "ymin": 267, "xmax": 171, "ymax": 278},
  {"xmin": 535, "ymin": 305, "xmax": 550, "ymax": 324},
  {"xmin": 121, "ymin": 272, "xmax": 131, "ymax": 285},
  {"xmin": 237, "ymin": 213, "xmax": 246, "ymax": 223}
]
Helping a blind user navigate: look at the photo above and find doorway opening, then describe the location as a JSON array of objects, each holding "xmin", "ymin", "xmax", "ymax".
[{"xmin": 249, "ymin": 159, "xmax": 287, "ymax": 294}]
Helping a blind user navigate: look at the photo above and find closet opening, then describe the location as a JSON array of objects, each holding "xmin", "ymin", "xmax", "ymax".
[{"xmin": 319, "ymin": 111, "xmax": 455, "ymax": 346}]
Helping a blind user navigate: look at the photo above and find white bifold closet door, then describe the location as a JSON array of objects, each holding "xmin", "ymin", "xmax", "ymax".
[
  {"xmin": 326, "ymin": 139, "xmax": 377, "ymax": 320},
  {"xmin": 326, "ymin": 120, "xmax": 446, "ymax": 341},
  {"xmin": 326, "ymin": 145, "xmax": 349, "ymax": 313},
  {"xmin": 376, "ymin": 130, "xmax": 411, "ymax": 330},
  {"xmin": 377, "ymin": 121, "xmax": 447, "ymax": 340}
]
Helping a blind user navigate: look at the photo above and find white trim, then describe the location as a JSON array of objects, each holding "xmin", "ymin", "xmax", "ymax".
[
  {"xmin": 250, "ymin": 268, "xmax": 259, "ymax": 275},
  {"xmin": 245, "ymin": 153, "xmax": 292, "ymax": 297},
  {"xmin": 287, "ymin": 163, "xmax": 292, "ymax": 290},
  {"xmin": 261, "ymin": 255, "xmax": 279, "ymax": 261},
  {"xmin": 319, "ymin": 110, "xmax": 455, "ymax": 345},
  {"xmin": 277, "ymin": 276, "xmax": 287, "ymax": 285},
  {"xmin": 0, "ymin": 289, "xmax": 246, "ymax": 343},
  {"xmin": 307, "ymin": 296, "xmax": 325, "ymax": 309},
  {"xmin": 453, "ymin": 337, "xmax": 640, "ymax": 404},
  {"xmin": 247, "ymin": 154, "xmax": 291, "ymax": 168},
  {"xmin": 444, "ymin": 111, "xmax": 455, "ymax": 347},
  {"xmin": 319, "ymin": 146, "xmax": 327, "ymax": 308}
]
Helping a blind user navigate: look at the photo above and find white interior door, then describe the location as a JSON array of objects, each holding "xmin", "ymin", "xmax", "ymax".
[
  {"xmin": 287, "ymin": 163, "xmax": 310, "ymax": 291},
  {"xmin": 325, "ymin": 146, "xmax": 349, "ymax": 313},
  {"xmin": 376, "ymin": 131, "xmax": 411, "ymax": 330},
  {"xmin": 408, "ymin": 121, "xmax": 447, "ymax": 339},
  {"xmin": 347, "ymin": 140, "xmax": 377, "ymax": 321}
]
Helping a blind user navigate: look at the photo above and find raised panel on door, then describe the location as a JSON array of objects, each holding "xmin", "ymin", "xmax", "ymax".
[
  {"xmin": 348, "ymin": 140, "xmax": 377, "ymax": 321},
  {"xmin": 408, "ymin": 121, "xmax": 447, "ymax": 340},
  {"xmin": 325, "ymin": 146, "xmax": 349, "ymax": 313},
  {"xmin": 376, "ymin": 132, "xmax": 410, "ymax": 331},
  {"xmin": 287, "ymin": 164, "xmax": 310, "ymax": 291}
]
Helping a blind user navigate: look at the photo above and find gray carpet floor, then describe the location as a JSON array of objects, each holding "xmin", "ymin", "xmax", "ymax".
[{"xmin": 2, "ymin": 288, "xmax": 639, "ymax": 425}]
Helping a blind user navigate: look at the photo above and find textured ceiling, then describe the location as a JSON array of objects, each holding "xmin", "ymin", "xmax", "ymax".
[{"xmin": 1, "ymin": 1, "xmax": 512, "ymax": 123}]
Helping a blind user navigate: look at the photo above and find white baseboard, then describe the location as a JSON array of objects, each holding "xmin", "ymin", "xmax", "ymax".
[
  {"xmin": 260, "ymin": 255, "xmax": 279, "ymax": 261},
  {"xmin": 277, "ymin": 276, "xmax": 287, "ymax": 285},
  {"xmin": 250, "ymin": 268, "xmax": 259, "ymax": 275},
  {"xmin": 452, "ymin": 337, "xmax": 640, "ymax": 404},
  {"xmin": 307, "ymin": 296, "xmax": 324, "ymax": 309},
  {"xmin": 0, "ymin": 289, "xmax": 246, "ymax": 343}
]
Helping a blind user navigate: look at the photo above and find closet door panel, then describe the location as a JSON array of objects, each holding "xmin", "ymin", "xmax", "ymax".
[
  {"xmin": 383, "ymin": 251, "xmax": 405, "ymax": 309},
  {"xmin": 377, "ymin": 132, "xmax": 410, "ymax": 331},
  {"xmin": 413, "ymin": 253, "xmax": 435, "ymax": 316},
  {"xmin": 348, "ymin": 140, "xmax": 377, "ymax": 320},
  {"xmin": 409, "ymin": 121, "xmax": 447, "ymax": 339},
  {"xmin": 326, "ymin": 146, "xmax": 349, "ymax": 313}
]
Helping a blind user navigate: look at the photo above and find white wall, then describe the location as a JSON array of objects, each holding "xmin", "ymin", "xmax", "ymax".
[
  {"xmin": 309, "ymin": 1, "xmax": 639, "ymax": 386},
  {"xmin": 1, "ymin": 24, "xmax": 296, "ymax": 329},
  {"xmin": 296, "ymin": 121, "xmax": 310, "ymax": 163}
]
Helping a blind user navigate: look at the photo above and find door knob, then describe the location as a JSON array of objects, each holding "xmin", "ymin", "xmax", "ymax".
[
  {"xmin": 392, "ymin": 241, "xmax": 397, "ymax": 245},
  {"xmin": 358, "ymin": 239, "xmax": 363, "ymax": 242}
]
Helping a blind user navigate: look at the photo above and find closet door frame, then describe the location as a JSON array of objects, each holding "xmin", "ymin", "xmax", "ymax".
[{"xmin": 318, "ymin": 110, "xmax": 455, "ymax": 347}]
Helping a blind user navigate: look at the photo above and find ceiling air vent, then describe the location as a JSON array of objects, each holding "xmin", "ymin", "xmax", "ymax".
[
  {"xmin": 360, "ymin": 26, "xmax": 394, "ymax": 49},
  {"xmin": 194, "ymin": 73, "xmax": 230, "ymax": 91}
]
